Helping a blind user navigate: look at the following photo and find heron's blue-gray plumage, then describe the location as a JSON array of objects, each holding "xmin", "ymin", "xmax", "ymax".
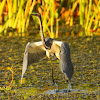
[
  {"xmin": 60, "ymin": 42, "xmax": 74, "ymax": 81},
  {"xmin": 21, "ymin": 12, "xmax": 74, "ymax": 88},
  {"xmin": 45, "ymin": 38, "xmax": 53, "ymax": 49}
]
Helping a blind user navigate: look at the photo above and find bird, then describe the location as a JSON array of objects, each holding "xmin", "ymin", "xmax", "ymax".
[{"xmin": 21, "ymin": 12, "xmax": 74, "ymax": 90}]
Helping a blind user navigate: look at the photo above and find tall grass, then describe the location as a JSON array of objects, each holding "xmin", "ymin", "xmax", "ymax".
[
  {"xmin": 0, "ymin": 0, "xmax": 36, "ymax": 35},
  {"xmin": 35, "ymin": 0, "xmax": 59, "ymax": 38},
  {"xmin": 81, "ymin": 0, "xmax": 100, "ymax": 35},
  {"xmin": 79, "ymin": 0, "xmax": 85, "ymax": 26},
  {"xmin": 0, "ymin": 0, "xmax": 100, "ymax": 37}
]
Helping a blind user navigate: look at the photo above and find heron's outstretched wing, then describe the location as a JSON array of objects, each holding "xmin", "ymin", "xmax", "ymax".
[
  {"xmin": 59, "ymin": 42, "xmax": 74, "ymax": 81},
  {"xmin": 21, "ymin": 41, "xmax": 46, "ymax": 84},
  {"xmin": 49, "ymin": 40, "xmax": 74, "ymax": 80},
  {"xmin": 53, "ymin": 40, "xmax": 62, "ymax": 47}
]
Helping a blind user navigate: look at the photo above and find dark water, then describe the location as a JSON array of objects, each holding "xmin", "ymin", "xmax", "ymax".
[{"xmin": 0, "ymin": 36, "xmax": 100, "ymax": 99}]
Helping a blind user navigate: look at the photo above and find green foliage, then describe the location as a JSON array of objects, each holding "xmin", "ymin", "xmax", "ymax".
[
  {"xmin": 0, "ymin": 0, "xmax": 100, "ymax": 37},
  {"xmin": 0, "ymin": 0, "xmax": 36, "ymax": 34}
]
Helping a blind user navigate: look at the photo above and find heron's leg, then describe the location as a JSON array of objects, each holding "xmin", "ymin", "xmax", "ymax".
[
  {"xmin": 65, "ymin": 76, "xmax": 71, "ymax": 91},
  {"xmin": 46, "ymin": 51, "xmax": 55, "ymax": 83},
  {"xmin": 49, "ymin": 58, "xmax": 55, "ymax": 83},
  {"xmin": 49, "ymin": 59, "xmax": 58, "ymax": 90},
  {"xmin": 67, "ymin": 80, "xmax": 71, "ymax": 91}
]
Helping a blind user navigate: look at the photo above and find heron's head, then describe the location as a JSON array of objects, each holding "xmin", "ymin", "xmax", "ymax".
[
  {"xmin": 31, "ymin": 12, "xmax": 41, "ymax": 19},
  {"xmin": 45, "ymin": 38, "xmax": 53, "ymax": 49}
]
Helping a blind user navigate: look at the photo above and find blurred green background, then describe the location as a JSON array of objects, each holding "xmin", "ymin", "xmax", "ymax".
[{"xmin": 0, "ymin": 0, "xmax": 100, "ymax": 37}]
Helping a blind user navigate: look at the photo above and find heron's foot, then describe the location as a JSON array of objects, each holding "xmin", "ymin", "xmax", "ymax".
[
  {"xmin": 54, "ymin": 83, "xmax": 59, "ymax": 92},
  {"xmin": 54, "ymin": 82, "xmax": 58, "ymax": 90},
  {"xmin": 66, "ymin": 89, "xmax": 71, "ymax": 92},
  {"xmin": 67, "ymin": 81, "xmax": 72, "ymax": 92},
  {"xmin": 52, "ymin": 78, "xmax": 55, "ymax": 84},
  {"xmin": 52, "ymin": 81, "xmax": 58, "ymax": 91}
]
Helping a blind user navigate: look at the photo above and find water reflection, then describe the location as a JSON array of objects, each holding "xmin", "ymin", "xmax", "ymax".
[{"xmin": 43, "ymin": 88, "xmax": 84, "ymax": 94}]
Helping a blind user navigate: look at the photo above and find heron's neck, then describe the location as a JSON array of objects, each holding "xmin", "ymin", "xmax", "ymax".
[{"xmin": 38, "ymin": 16, "xmax": 45, "ymax": 46}]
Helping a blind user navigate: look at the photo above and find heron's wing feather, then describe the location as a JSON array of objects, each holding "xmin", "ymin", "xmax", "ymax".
[
  {"xmin": 27, "ymin": 42, "xmax": 46, "ymax": 65},
  {"xmin": 21, "ymin": 41, "xmax": 46, "ymax": 84},
  {"xmin": 52, "ymin": 40, "xmax": 74, "ymax": 80},
  {"xmin": 60, "ymin": 42, "xmax": 74, "ymax": 81},
  {"xmin": 53, "ymin": 40, "xmax": 62, "ymax": 47}
]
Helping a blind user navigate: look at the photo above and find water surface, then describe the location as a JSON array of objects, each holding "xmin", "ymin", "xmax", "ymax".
[{"xmin": 0, "ymin": 36, "xmax": 100, "ymax": 99}]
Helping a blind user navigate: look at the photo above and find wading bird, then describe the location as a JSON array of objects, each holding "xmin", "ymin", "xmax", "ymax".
[{"xmin": 21, "ymin": 13, "xmax": 74, "ymax": 90}]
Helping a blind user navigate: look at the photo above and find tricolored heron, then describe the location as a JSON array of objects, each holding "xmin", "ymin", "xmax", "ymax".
[{"xmin": 21, "ymin": 13, "xmax": 74, "ymax": 90}]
